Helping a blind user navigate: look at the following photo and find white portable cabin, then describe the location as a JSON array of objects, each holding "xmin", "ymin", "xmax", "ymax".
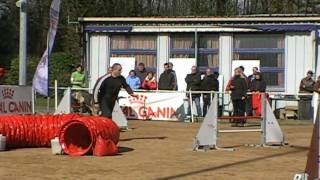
[{"xmin": 79, "ymin": 16, "xmax": 320, "ymax": 99}]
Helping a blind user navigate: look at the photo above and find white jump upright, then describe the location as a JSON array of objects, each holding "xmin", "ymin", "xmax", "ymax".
[
  {"xmin": 193, "ymin": 95, "xmax": 218, "ymax": 151},
  {"xmin": 261, "ymin": 95, "xmax": 285, "ymax": 145},
  {"xmin": 54, "ymin": 88, "xmax": 71, "ymax": 114},
  {"xmin": 112, "ymin": 102, "xmax": 128, "ymax": 130},
  {"xmin": 193, "ymin": 93, "xmax": 285, "ymax": 151}
]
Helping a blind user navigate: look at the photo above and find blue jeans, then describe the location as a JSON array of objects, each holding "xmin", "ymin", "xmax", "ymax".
[{"xmin": 187, "ymin": 96, "xmax": 202, "ymax": 117}]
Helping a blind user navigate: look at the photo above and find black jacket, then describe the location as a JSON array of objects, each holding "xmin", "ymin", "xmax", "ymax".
[
  {"xmin": 247, "ymin": 74, "xmax": 255, "ymax": 90},
  {"xmin": 201, "ymin": 74, "xmax": 219, "ymax": 91},
  {"xmin": 185, "ymin": 72, "xmax": 201, "ymax": 90},
  {"xmin": 250, "ymin": 79, "xmax": 266, "ymax": 92},
  {"xmin": 185, "ymin": 72, "xmax": 201, "ymax": 96},
  {"xmin": 158, "ymin": 70, "xmax": 176, "ymax": 90},
  {"xmin": 230, "ymin": 76, "xmax": 248, "ymax": 100}
]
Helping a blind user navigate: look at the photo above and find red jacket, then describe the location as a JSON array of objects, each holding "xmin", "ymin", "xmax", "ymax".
[{"xmin": 142, "ymin": 78, "xmax": 157, "ymax": 90}]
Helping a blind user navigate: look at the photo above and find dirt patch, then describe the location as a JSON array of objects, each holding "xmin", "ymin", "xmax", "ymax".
[{"xmin": 0, "ymin": 120, "xmax": 314, "ymax": 180}]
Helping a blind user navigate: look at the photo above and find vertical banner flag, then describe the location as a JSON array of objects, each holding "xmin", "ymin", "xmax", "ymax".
[{"xmin": 32, "ymin": 0, "xmax": 61, "ymax": 96}]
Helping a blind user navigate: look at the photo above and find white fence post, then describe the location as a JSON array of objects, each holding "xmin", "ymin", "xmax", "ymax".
[{"xmin": 54, "ymin": 80, "xmax": 58, "ymax": 111}]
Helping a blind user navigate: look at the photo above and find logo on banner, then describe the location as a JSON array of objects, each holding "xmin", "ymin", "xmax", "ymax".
[
  {"xmin": 2, "ymin": 88, "xmax": 14, "ymax": 99},
  {"xmin": 0, "ymin": 87, "xmax": 32, "ymax": 114},
  {"xmin": 128, "ymin": 95, "xmax": 147, "ymax": 105},
  {"xmin": 122, "ymin": 94, "xmax": 177, "ymax": 120}
]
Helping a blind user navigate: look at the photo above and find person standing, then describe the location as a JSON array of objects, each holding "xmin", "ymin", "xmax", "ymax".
[
  {"xmin": 158, "ymin": 63, "xmax": 176, "ymax": 90},
  {"xmin": 70, "ymin": 65, "xmax": 86, "ymax": 89},
  {"xmin": 201, "ymin": 68, "xmax": 219, "ymax": 117},
  {"xmin": 246, "ymin": 67, "xmax": 259, "ymax": 116},
  {"xmin": 168, "ymin": 62, "xmax": 178, "ymax": 90},
  {"xmin": 126, "ymin": 70, "xmax": 141, "ymax": 90},
  {"xmin": 238, "ymin": 65, "xmax": 253, "ymax": 117},
  {"xmin": 299, "ymin": 70, "xmax": 315, "ymax": 120},
  {"xmin": 248, "ymin": 67, "xmax": 259, "ymax": 86},
  {"xmin": 70, "ymin": 65, "xmax": 86, "ymax": 112},
  {"xmin": 229, "ymin": 68, "xmax": 248, "ymax": 126},
  {"xmin": 238, "ymin": 66, "xmax": 248, "ymax": 79},
  {"xmin": 250, "ymin": 72, "xmax": 266, "ymax": 116},
  {"xmin": 93, "ymin": 63, "xmax": 138, "ymax": 118},
  {"xmin": 141, "ymin": 72, "xmax": 157, "ymax": 90},
  {"xmin": 136, "ymin": 62, "xmax": 148, "ymax": 85},
  {"xmin": 185, "ymin": 66, "xmax": 202, "ymax": 117}
]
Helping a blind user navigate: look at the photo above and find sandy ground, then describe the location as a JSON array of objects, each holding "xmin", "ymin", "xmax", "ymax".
[{"xmin": 0, "ymin": 120, "xmax": 314, "ymax": 180}]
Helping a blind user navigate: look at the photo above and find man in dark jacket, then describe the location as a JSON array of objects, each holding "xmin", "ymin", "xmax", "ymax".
[
  {"xmin": 136, "ymin": 62, "xmax": 148, "ymax": 86},
  {"xmin": 201, "ymin": 68, "xmax": 219, "ymax": 116},
  {"xmin": 298, "ymin": 70, "xmax": 315, "ymax": 120},
  {"xmin": 158, "ymin": 63, "xmax": 176, "ymax": 90},
  {"xmin": 168, "ymin": 62, "xmax": 178, "ymax": 90},
  {"xmin": 93, "ymin": 63, "xmax": 138, "ymax": 118},
  {"xmin": 185, "ymin": 66, "xmax": 202, "ymax": 117},
  {"xmin": 229, "ymin": 68, "xmax": 248, "ymax": 126}
]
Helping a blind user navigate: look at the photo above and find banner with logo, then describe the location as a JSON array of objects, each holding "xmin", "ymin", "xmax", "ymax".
[
  {"xmin": 32, "ymin": 0, "xmax": 61, "ymax": 96},
  {"xmin": 118, "ymin": 91, "xmax": 187, "ymax": 121},
  {"xmin": 0, "ymin": 86, "xmax": 33, "ymax": 115}
]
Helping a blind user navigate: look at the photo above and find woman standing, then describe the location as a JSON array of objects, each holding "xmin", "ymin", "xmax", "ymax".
[{"xmin": 250, "ymin": 72, "xmax": 266, "ymax": 116}]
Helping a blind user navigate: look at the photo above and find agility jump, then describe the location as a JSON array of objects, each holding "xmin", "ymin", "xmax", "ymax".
[{"xmin": 193, "ymin": 93, "xmax": 285, "ymax": 151}]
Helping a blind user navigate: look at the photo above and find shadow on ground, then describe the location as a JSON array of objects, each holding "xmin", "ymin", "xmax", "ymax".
[{"xmin": 156, "ymin": 146, "xmax": 309, "ymax": 180}]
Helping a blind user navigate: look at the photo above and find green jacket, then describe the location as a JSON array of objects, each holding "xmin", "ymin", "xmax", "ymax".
[{"xmin": 70, "ymin": 71, "xmax": 85, "ymax": 88}]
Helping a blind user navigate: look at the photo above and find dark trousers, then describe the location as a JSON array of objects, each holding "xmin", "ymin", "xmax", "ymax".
[
  {"xmin": 203, "ymin": 94, "xmax": 212, "ymax": 117},
  {"xmin": 246, "ymin": 95, "xmax": 253, "ymax": 116},
  {"xmin": 298, "ymin": 98, "xmax": 313, "ymax": 120},
  {"xmin": 100, "ymin": 100, "xmax": 116, "ymax": 118},
  {"xmin": 232, "ymin": 99, "xmax": 246, "ymax": 122}
]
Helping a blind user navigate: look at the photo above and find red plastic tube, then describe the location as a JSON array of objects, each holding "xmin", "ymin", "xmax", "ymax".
[
  {"xmin": 0, "ymin": 114, "xmax": 80, "ymax": 148},
  {"xmin": 0, "ymin": 114, "xmax": 120, "ymax": 156},
  {"xmin": 59, "ymin": 116, "xmax": 119, "ymax": 156}
]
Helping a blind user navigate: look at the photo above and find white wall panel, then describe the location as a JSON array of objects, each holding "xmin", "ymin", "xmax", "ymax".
[
  {"xmin": 89, "ymin": 34, "xmax": 108, "ymax": 90},
  {"xmin": 219, "ymin": 33, "xmax": 233, "ymax": 90},
  {"xmin": 157, "ymin": 34, "xmax": 170, "ymax": 79}
]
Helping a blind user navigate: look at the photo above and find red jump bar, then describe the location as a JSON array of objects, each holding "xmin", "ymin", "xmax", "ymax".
[{"xmin": 218, "ymin": 116, "xmax": 262, "ymax": 120}]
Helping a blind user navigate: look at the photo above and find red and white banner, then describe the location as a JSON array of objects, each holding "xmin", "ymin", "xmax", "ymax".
[
  {"xmin": 0, "ymin": 86, "xmax": 33, "ymax": 115},
  {"xmin": 118, "ymin": 91, "xmax": 186, "ymax": 121}
]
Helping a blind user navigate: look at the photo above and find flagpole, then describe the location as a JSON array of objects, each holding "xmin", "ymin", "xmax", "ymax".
[
  {"xmin": 47, "ymin": 38, "xmax": 50, "ymax": 113},
  {"xmin": 17, "ymin": 0, "xmax": 28, "ymax": 86}
]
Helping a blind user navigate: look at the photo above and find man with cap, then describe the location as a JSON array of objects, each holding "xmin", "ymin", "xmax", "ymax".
[{"xmin": 299, "ymin": 70, "xmax": 315, "ymax": 120}]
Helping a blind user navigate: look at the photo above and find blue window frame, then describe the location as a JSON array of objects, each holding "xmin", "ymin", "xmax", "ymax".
[
  {"xmin": 233, "ymin": 34, "xmax": 285, "ymax": 90},
  {"xmin": 170, "ymin": 33, "xmax": 219, "ymax": 72},
  {"xmin": 110, "ymin": 35, "xmax": 157, "ymax": 70}
]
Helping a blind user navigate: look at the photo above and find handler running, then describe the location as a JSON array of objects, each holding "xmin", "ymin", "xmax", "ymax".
[{"xmin": 93, "ymin": 63, "xmax": 138, "ymax": 118}]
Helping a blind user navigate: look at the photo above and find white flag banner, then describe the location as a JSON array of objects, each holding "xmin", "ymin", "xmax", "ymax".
[
  {"xmin": 316, "ymin": 30, "xmax": 320, "ymax": 76},
  {"xmin": 32, "ymin": 0, "xmax": 61, "ymax": 96}
]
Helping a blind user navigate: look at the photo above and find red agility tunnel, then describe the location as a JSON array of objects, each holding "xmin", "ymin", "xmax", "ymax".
[
  {"xmin": 0, "ymin": 114, "xmax": 80, "ymax": 148},
  {"xmin": 59, "ymin": 116, "xmax": 120, "ymax": 156},
  {"xmin": 0, "ymin": 114, "xmax": 120, "ymax": 156}
]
